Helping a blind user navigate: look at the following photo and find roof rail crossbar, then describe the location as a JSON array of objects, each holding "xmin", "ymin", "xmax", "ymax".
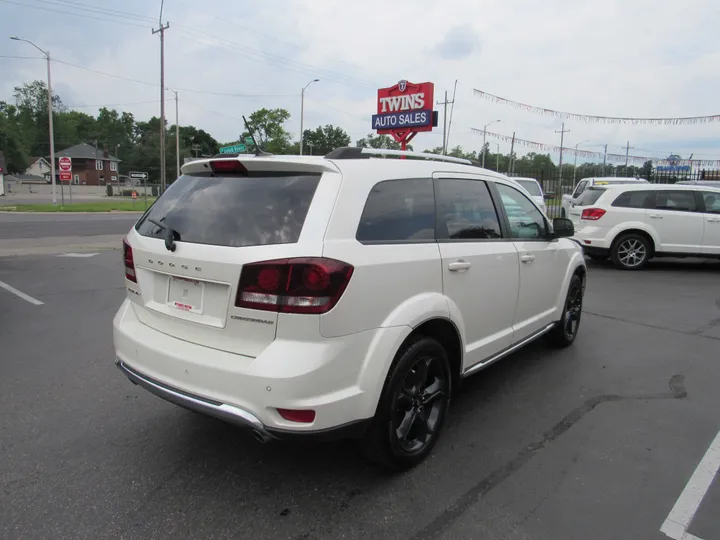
[{"xmin": 325, "ymin": 147, "xmax": 472, "ymax": 165}]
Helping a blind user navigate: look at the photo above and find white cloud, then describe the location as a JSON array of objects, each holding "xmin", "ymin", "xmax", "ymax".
[{"xmin": 1, "ymin": 0, "xmax": 718, "ymax": 161}]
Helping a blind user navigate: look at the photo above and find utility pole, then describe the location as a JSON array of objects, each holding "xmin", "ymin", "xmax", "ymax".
[
  {"xmin": 299, "ymin": 79, "xmax": 319, "ymax": 155},
  {"xmin": 509, "ymin": 132, "xmax": 516, "ymax": 174},
  {"xmin": 168, "ymin": 88, "xmax": 180, "ymax": 180},
  {"xmin": 445, "ymin": 80, "xmax": 458, "ymax": 153},
  {"xmin": 555, "ymin": 123, "xmax": 570, "ymax": 186},
  {"xmin": 437, "ymin": 90, "xmax": 454, "ymax": 155},
  {"xmin": 624, "ymin": 141, "xmax": 634, "ymax": 175},
  {"xmin": 602, "ymin": 144, "xmax": 608, "ymax": 176},
  {"xmin": 481, "ymin": 120, "xmax": 501, "ymax": 168},
  {"xmin": 153, "ymin": 0, "xmax": 170, "ymax": 193},
  {"xmin": 495, "ymin": 143, "xmax": 500, "ymax": 172},
  {"xmin": 10, "ymin": 37, "xmax": 57, "ymax": 204}
]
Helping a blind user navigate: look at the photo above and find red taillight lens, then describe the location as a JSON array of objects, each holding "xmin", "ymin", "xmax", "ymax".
[
  {"xmin": 209, "ymin": 160, "xmax": 248, "ymax": 175},
  {"xmin": 235, "ymin": 257, "xmax": 354, "ymax": 314},
  {"xmin": 581, "ymin": 208, "xmax": 606, "ymax": 221},
  {"xmin": 277, "ymin": 408, "xmax": 316, "ymax": 423},
  {"xmin": 123, "ymin": 237, "xmax": 136, "ymax": 282}
]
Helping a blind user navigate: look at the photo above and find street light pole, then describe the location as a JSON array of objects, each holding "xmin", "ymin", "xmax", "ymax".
[
  {"xmin": 11, "ymin": 36, "xmax": 57, "ymax": 205},
  {"xmin": 168, "ymin": 88, "xmax": 180, "ymax": 179},
  {"xmin": 299, "ymin": 79, "xmax": 319, "ymax": 155},
  {"xmin": 573, "ymin": 140, "xmax": 588, "ymax": 185},
  {"xmin": 495, "ymin": 143, "xmax": 500, "ymax": 172},
  {"xmin": 481, "ymin": 119, "xmax": 501, "ymax": 168}
]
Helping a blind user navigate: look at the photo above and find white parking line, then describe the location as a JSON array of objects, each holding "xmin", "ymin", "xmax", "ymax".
[
  {"xmin": 0, "ymin": 279, "xmax": 44, "ymax": 306},
  {"xmin": 661, "ymin": 428, "xmax": 720, "ymax": 540}
]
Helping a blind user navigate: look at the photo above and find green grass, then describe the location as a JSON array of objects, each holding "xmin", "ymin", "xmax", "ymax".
[{"xmin": 7, "ymin": 199, "xmax": 156, "ymax": 212}]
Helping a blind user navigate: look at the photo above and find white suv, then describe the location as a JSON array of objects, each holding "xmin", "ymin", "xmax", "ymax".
[
  {"xmin": 570, "ymin": 183, "xmax": 720, "ymax": 269},
  {"xmin": 114, "ymin": 148, "xmax": 586, "ymax": 469},
  {"xmin": 561, "ymin": 177, "xmax": 649, "ymax": 218}
]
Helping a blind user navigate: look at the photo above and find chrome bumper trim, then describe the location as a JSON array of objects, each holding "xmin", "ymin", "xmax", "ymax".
[{"xmin": 116, "ymin": 360, "xmax": 274, "ymax": 442}]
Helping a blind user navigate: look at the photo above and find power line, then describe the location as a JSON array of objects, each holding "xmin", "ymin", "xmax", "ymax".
[
  {"xmin": 0, "ymin": 55, "xmax": 44, "ymax": 59},
  {"xmin": 0, "ymin": 0, "xmax": 154, "ymax": 28}
]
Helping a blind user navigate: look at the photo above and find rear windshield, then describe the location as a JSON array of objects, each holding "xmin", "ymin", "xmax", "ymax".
[
  {"xmin": 516, "ymin": 180, "xmax": 542, "ymax": 196},
  {"xmin": 577, "ymin": 187, "xmax": 607, "ymax": 206},
  {"xmin": 135, "ymin": 173, "xmax": 320, "ymax": 247}
]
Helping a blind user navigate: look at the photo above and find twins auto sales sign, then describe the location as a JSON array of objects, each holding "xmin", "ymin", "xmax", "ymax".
[{"xmin": 372, "ymin": 80, "xmax": 436, "ymax": 135}]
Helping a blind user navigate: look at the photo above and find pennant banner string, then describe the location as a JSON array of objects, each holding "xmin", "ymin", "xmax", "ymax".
[
  {"xmin": 473, "ymin": 89, "xmax": 720, "ymax": 126},
  {"xmin": 470, "ymin": 128, "xmax": 720, "ymax": 167}
]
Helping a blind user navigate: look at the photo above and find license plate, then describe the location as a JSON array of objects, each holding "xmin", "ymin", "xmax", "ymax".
[{"xmin": 167, "ymin": 276, "xmax": 204, "ymax": 314}]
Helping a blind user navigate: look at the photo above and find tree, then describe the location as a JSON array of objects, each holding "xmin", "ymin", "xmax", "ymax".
[
  {"xmin": 301, "ymin": 124, "xmax": 351, "ymax": 155},
  {"xmin": 0, "ymin": 101, "xmax": 29, "ymax": 172},
  {"xmin": 241, "ymin": 108, "xmax": 292, "ymax": 154},
  {"xmin": 355, "ymin": 133, "xmax": 413, "ymax": 151}
]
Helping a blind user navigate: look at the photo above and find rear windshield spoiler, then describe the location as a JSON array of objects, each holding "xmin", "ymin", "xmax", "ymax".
[{"xmin": 182, "ymin": 157, "xmax": 339, "ymax": 176}]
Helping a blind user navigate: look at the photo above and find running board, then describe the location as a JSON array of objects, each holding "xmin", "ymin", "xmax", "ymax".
[{"xmin": 461, "ymin": 323, "xmax": 556, "ymax": 378}]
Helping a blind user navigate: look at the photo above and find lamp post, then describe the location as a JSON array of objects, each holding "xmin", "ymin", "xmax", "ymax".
[
  {"xmin": 11, "ymin": 36, "xmax": 57, "ymax": 205},
  {"xmin": 495, "ymin": 143, "xmax": 500, "ymax": 171},
  {"xmin": 299, "ymin": 79, "xmax": 319, "ymax": 155},
  {"xmin": 481, "ymin": 119, "xmax": 501, "ymax": 168},
  {"xmin": 573, "ymin": 140, "xmax": 589, "ymax": 185}
]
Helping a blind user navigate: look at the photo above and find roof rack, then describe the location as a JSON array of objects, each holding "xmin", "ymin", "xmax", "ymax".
[{"xmin": 325, "ymin": 147, "xmax": 473, "ymax": 165}]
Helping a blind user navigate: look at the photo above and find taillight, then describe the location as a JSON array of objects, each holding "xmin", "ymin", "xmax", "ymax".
[
  {"xmin": 123, "ymin": 238, "xmax": 137, "ymax": 282},
  {"xmin": 581, "ymin": 208, "xmax": 606, "ymax": 221},
  {"xmin": 210, "ymin": 160, "xmax": 248, "ymax": 175},
  {"xmin": 235, "ymin": 258, "xmax": 354, "ymax": 314}
]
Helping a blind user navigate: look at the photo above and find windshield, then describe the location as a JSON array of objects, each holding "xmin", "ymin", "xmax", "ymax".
[
  {"xmin": 516, "ymin": 180, "xmax": 542, "ymax": 196},
  {"xmin": 135, "ymin": 173, "xmax": 320, "ymax": 248}
]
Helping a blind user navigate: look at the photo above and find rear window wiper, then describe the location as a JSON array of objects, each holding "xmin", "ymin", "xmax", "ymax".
[{"xmin": 148, "ymin": 218, "xmax": 180, "ymax": 252}]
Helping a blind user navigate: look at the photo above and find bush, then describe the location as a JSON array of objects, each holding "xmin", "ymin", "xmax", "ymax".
[
  {"xmin": 106, "ymin": 184, "xmax": 113, "ymax": 197},
  {"xmin": 151, "ymin": 185, "xmax": 158, "ymax": 197},
  {"xmin": 121, "ymin": 189, "xmax": 133, "ymax": 197}
]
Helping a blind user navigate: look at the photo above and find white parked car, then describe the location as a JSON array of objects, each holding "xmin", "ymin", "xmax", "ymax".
[
  {"xmin": 114, "ymin": 148, "xmax": 586, "ymax": 469},
  {"xmin": 570, "ymin": 183, "xmax": 720, "ymax": 269},
  {"xmin": 561, "ymin": 177, "xmax": 649, "ymax": 218},
  {"xmin": 511, "ymin": 177, "xmax": 547, "ymax": 215}
]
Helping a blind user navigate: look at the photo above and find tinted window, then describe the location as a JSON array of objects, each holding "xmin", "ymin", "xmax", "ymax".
[
  {"xmin": 356, "ymin": 178, "xmax": 435, "ymax": 242},
  {"xmin": 655, "ymin": 190, "xmax": 697, "ymax": 212},
  {"xmin": 572, "ymin": 181, "xmax": 588, "ymax": 198},
  {"xmin": 702, "ymin": 192, "xmax": 720, "ymax": 214},
  {"xmin": 612, "ymin": 190, "xmax": 652, "ymax": 209},
  {"xmin": 496, "ymin": 183, "xmax": 547, "ymax": 239},
  {"xmin": 135, "ymin": 173, "xmax": 319, "ymax": 247},
  {"xmin": 516, "ymin": 180, "xmax": 542, "ymax": 196},
  {"xmin": 577, "ymin": 188, "xmax": 607, "ymax": 206},
  {"xmin": 435, "ymin": 180, "xmax": 502, "ymax": 240}
]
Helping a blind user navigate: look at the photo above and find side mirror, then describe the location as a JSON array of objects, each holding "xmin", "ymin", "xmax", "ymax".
[{"xmin": 552, "ymin": 217, "xmax": 574, "ymax": 238}]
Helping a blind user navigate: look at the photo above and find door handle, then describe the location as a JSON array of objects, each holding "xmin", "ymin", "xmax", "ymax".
[
  {"xmin": 708, "ymin": 218, "xmax": 720, "ymax": 223},
  {"xmin": 448, "ymin": 260, "xmax": 472, "ymax": 272},
  {"xmin": 520, "ymin": 254, "xmax": 536, "ymax": 263},
  {"xmin": 649, "ymin": 214, "xmax": 663, "ymax": 219}
]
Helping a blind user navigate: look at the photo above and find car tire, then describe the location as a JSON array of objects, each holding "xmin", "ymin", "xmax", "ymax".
[
  {"xmin": 610, "ymin": 233, "xmax": 651, "ymax": 270},
  {"xmin": 548, "ymin": 274, "xmax": 583, "ymax": 348},
  {"xmin": 361, "ymin": 336, "xmax": 451, "ymax": 470}
]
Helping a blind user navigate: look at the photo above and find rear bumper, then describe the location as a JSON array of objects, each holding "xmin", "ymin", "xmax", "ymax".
[
  {"xmin": 116, "ymin": 360, "xmax": 370, "ymax": 442},
  {"xmin": 113, "ymin": 299, "xmax": 405, "ymax": 437}
]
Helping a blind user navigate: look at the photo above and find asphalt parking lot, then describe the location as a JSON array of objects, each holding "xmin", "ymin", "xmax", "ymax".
[{"xmin": 1, "ymin": 250, "xmax": 719, "ymax": 540}]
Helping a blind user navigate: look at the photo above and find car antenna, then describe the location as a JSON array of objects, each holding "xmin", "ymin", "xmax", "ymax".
[{"xmin": 243, "ymin": 115, "xmax": 273, "ymax": 157}]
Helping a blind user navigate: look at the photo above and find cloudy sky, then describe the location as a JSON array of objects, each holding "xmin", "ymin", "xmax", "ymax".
[{"xmin": 1, "ymin": 0, "xmax": 719, "ymax": 164}]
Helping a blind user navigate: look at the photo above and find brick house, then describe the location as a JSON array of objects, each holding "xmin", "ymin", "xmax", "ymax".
[{"xmin": 51, "ymin": 143, "xmax": 120, "ymax": 186}]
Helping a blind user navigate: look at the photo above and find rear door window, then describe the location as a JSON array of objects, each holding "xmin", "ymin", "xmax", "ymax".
[
  {"xmin": 435, "ymin": 179, "xmax": 502, "ymax": 240},
  {"xmin": 612, "ymin": 190, "xmax": 653, "ymax": 208},
  {"xmin": 654, "ymin": 190, "xmax": 697, "ymax": 212},
  {"xmin": 135, "ymin": 173, "xmax": 320, "ymax": 247},
  {"xmin": 356, "ymin": 178, "xmax": 435, "ymax": 243}
]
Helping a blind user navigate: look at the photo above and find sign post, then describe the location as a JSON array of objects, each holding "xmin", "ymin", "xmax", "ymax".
[
  {"xmin": 129, "ymin": 171, "xmax": 149, "ymax": 209},
  {"xmin": 58, "ymin": 156, "xmax": 73, "ymax": 205},
  {"xmin": 371, "ymin": 80, "xmax": 438, "ymax": 152}
]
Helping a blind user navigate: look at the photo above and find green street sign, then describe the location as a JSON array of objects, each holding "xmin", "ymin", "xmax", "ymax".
[
  {"xmin": 219, "ymin": 144, "xmax": 247, "ymax": 154},
  {"xmin": 244, "ymin": 137, "xmax": 254, "ymax": 146}
]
